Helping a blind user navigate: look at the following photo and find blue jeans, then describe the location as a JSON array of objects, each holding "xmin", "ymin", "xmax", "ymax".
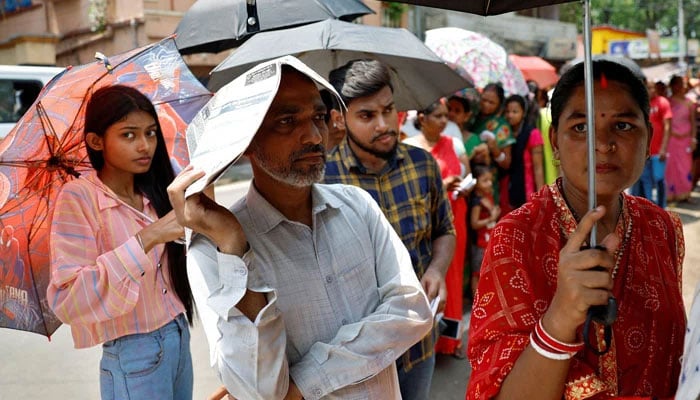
[
  {"xmin": 396, "ymin": 354, "xmax": 436, "ymax": 400},
  {"xmin": 631, "ymin": 156, "xmax": 666, "ymax": 208},
  {"xmin": 99, "ymin": 314, "xmax": 193, "ymax": 400}
]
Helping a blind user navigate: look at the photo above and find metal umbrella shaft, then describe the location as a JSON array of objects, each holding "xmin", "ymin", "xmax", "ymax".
[
  {"xmin": 582, "ymin": 0, "xmax": 617, "ymax": 353},
  {"xmin": 583, "ymin": 0, "xmax": 596, "ymax": 245}
]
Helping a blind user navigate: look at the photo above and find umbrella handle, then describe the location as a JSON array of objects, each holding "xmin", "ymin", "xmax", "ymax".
[{"xmin": 580, "ymin": 244, "xmax": 618, "ymax": 356}]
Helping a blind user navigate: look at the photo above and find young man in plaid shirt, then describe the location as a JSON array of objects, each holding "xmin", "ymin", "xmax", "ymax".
[{"xmin": 324, "ymin": 59, "xmax": 456, "ymax": 400}]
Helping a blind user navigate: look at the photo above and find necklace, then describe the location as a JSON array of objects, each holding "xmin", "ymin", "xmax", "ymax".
[{"xmin": 555, "ymin": 181, "xmax": 632, "ymax": 279}]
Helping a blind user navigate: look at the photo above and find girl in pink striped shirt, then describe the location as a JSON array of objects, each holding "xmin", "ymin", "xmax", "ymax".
[{"xmin": 48, "ymin": 85, "xmax": 193, "ymax": 399}]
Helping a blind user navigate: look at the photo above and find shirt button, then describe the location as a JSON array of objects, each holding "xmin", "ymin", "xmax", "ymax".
[
  {"xmin": 140, "ymin": 271, "xmax": 145, "ymax": 277},
  {"xmin": 313, "ymin": 388, "xmax": 322, "ymax": 397},
  {"xmin": 325, "ymin": 276, "xmax": 333, "ymax": 283},
  {"xmin": 162, "ymin": 288, "xmax": 167, "ymax": 294},
  {"xmin": 341, "ymin": 319, "xmax": 348, "ymax": 324},
  {"xmin": 237, "ymin": 268, "xmax": 247, "ymax": 276},
  {"xmin": 157, "ymin": 263, "xmax": 161, "ymax": 269}
]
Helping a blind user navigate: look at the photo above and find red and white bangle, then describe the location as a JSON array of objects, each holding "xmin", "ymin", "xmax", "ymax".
[
  {"xmin": 530, "ymin": 332, "xmax": 572, "ymax": 360},
  {"xmin": 529, "ymin": 318, "xmax": 584, "ymax": 361},
  {"xmin": 535, "ymin": 319, "xmax": 584, "ymax": 354}
]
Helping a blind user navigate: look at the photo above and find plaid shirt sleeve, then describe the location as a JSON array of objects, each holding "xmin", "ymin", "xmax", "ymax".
[{"xmin": 426, "ymin": 154, "xmax": 456, "ymax": 240}]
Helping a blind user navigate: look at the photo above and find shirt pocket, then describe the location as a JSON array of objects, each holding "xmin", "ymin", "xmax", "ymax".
[
  {"xmin": 392, "ymin": 192, "xmax": 430, "ymax": 251},
  {"xmin": 336, "ymin": 257, "xmax": 380, "ymax": 321}
]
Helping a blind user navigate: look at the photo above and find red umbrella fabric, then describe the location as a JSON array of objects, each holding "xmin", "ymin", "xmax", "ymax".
[
  {"xmin": 509, "ymin": 54, "xmax": 559, "ymax": 89},
  {"xmin": 0, "ymin": 37, "xmax": 211, "ymax": 338}
]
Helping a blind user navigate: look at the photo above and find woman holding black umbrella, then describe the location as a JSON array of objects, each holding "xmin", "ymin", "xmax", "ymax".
[{"xmin": 467, "ymin": 59, "xmax": 685, "ymax": 399}]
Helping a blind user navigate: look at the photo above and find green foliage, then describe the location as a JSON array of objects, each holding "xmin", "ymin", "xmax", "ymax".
[
  {"xmin": 384, "ymin": 2, "xmax": 409, "ymax": 22},
  {"xmin": 88, "ymin": 0, "xmax": 107, "ymax": 33},
  {"xmin": 559, "ymin": 0, "xmax": 700, "ymax": 37}
]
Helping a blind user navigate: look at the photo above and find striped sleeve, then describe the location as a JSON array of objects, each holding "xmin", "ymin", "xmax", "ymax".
[{"xmin": 47, "ymin": 184, "xmax": 151, "ymax": 325}]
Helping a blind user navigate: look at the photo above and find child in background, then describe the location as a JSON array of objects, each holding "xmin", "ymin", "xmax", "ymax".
[{"xmin": 469, "ymin": 164, "xmax": 500, "ymax": 297}]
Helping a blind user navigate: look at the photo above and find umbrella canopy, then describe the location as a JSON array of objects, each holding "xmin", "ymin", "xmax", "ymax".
[
  {"xmin": 0, "ymin": 37, "xmax": 211, "ymax": 338},
  {"xmin": 175, "ymin": 0, "xmax": 374, "ymax": 55},
  {"xmin": 379, "ymin": 0, "xmax": 574, "ymax": 15},
  {"xmin": 641, "ymin": 62, "xmax": 685, "ymax": 84},
  {"xmin": 209, "ymin": 19, "xmax": 473, "ymax": 111},
  {"xmin": 425, "ymin": 27, "xmax": 529, "ymax": 96},
  {"xmin": 509, "ymin": 54, "xmax": 559, "ymax": 89}
]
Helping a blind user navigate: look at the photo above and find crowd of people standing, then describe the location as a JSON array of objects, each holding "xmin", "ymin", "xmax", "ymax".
[{"xmin": 42, "ymin": 47, "xmax": 700, "ymax": 399}]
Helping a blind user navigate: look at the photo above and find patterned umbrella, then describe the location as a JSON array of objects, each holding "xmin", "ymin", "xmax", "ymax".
[
  {"xmin": 425, "ymin": 27, "xmax": 529, "ymax": 96},
  {"xmin": 0, "ymin": 37, "xmax": 211, "ymax": 338}
]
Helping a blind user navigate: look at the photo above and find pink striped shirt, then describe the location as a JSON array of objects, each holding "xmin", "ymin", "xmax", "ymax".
[{"xmin": 48, "ymin": 171, "xmax": 184, "ymax": 348}]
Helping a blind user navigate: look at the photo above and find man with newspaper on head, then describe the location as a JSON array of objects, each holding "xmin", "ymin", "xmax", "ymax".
[{"xmin": 167, "ymin": 57, "xmax": 432, "ymax": 400}]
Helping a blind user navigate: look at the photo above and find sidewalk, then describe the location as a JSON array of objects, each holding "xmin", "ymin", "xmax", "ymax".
[{"xmin": 1, "ymin": 186, "xmax": 699, "ymax": 399}]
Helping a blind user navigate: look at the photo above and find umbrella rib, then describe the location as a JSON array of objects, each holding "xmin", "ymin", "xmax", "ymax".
[
  {"xmin": 36, "ymin": 102, "xmax": 60, "ymax": 156},
  {"xmin": 149, "ymin": 93, "xmax": 213, "ymax": 107}
]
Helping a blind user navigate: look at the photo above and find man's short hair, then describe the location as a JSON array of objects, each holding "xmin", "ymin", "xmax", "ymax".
[{"xmin": 328, "ymin": 59, "xmax": 393, "ymax": 106}]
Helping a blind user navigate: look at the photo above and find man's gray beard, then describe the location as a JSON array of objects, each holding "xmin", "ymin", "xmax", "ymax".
[{"xmin": 251, "ymin": 147, "xmax": 325, "ymax": 187}]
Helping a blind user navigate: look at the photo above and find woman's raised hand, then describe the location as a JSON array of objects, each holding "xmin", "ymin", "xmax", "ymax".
[{"xmin": 543, "ymin": 206, "xmax": 620, "ymax": 342}]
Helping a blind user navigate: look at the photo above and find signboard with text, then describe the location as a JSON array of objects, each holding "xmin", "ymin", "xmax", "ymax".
[{"xmin": 608, "ymin": 37, "xmax": 681, "ymax": 59}]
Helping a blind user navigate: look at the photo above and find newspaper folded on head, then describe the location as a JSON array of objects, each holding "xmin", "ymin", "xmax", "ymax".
[{"xmin": 184, "ymin": 55, "xmax": 343, "ymax": 197}]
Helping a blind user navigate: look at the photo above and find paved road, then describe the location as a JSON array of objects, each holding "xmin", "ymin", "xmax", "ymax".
[{"xmin": 1, "ymin": 182, "xmax": 698, "ymax": 400}]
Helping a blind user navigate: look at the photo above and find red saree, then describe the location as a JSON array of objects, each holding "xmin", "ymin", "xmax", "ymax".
[{"xmin": 466, "ymin": 180, "xmax": 686, "ymax": 399}]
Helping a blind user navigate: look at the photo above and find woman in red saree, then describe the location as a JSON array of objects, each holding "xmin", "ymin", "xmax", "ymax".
[
  {"xmin": 466, "ymin": 59, "xmax": 686, "ymax": 399},
  {"xmin": 404, "ymin": 99, "xmax": 470, "ymax": 358}
]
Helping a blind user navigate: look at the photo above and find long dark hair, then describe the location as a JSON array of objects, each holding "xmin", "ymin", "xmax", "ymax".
[
  {"xmin": 504, "ymin": 94, "xmax": 532, "ymax": 208},
  {"xmin": 84, "ymin": 84, "xmax": 193, "ymax": 323}
]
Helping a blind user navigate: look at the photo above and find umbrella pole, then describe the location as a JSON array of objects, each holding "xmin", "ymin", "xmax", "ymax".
[
  {"xmin": 582, "ymin": 0, "xmax": 597, "ymax": 246},
  {"xmin": 581, "ymin": 0, "xmax": 618, "ymax": 350}
]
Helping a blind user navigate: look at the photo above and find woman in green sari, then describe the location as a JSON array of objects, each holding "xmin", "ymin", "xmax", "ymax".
[{"xmin": 471, "ymin": 83, "xmax": 516, "ymax": 213}]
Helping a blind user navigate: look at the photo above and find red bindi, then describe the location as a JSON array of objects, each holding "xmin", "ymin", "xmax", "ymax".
[{"xmin": 600, "ymin": 73, "xmax": 608, "ymax": 89}]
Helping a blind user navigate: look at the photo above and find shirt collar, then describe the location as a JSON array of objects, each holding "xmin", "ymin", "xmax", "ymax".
[
  {"xmin": 83, "ymin": 170, "xmax": 152, "ymax": 214},
  {"xmin": 245, "ymin": 182, "xmax": 344, "ymax": 234}
]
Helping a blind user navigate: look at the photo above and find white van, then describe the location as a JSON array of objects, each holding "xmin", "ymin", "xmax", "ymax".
[{"xmin": 0, "ymin": 65, "xmax": 64, "ymax": 139}]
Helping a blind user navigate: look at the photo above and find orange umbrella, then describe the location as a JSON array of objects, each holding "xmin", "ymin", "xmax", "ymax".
[
  {"xmin": 0, "ymin": 37, "xmax": 211, "ymax": 338},
  {"xmin": 509, "ymin": 54, "xmax": 559, "ymax": 89}
]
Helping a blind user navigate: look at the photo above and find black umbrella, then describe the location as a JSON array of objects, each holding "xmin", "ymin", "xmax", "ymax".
[
  {"xmin": 208, "ymin": 19, "xmax": 473, "ymax": 111},
  {"xmin": 175, "ymin": 0, "xmax": 374, "ymax": 55},
  {"xmin": 381, "ymin": 0, "xmax": 574, "ymax": 15}
]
